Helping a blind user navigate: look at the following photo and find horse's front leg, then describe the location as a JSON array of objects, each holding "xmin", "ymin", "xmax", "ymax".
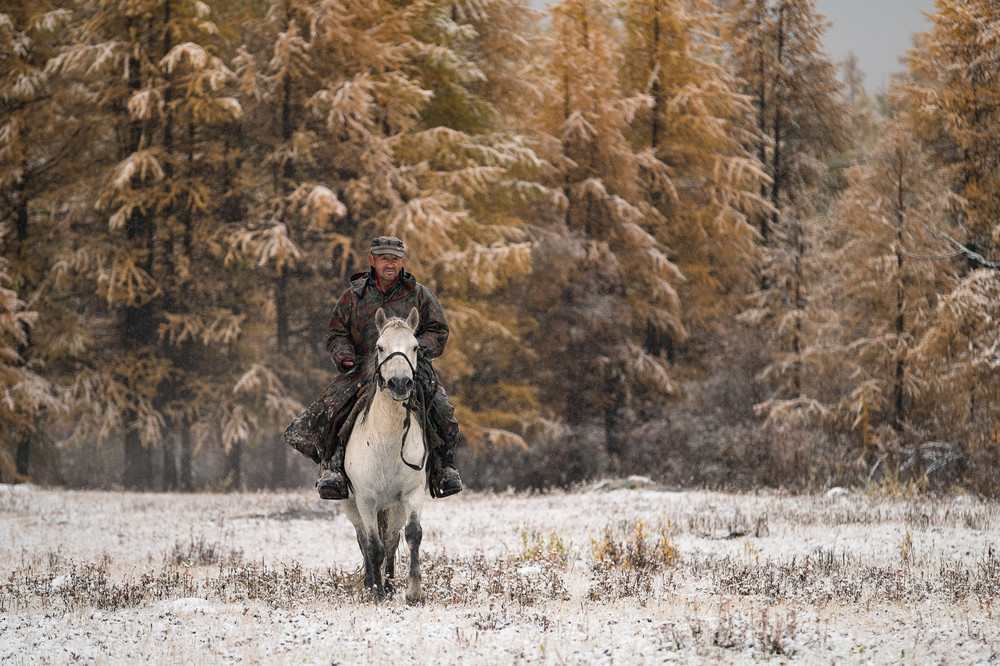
[
  {"xmin": 378, "ymin": 510, "xmax": 399, "ymax": 588},
  {"xmin": 355, "ymin": 507, "xmax": 386, "ymax": 600},
  {"xmin": 404, "ymin": 509, "xmax": 423, "ymax": 605},
  {"xmin": 358, "ymin": 529, "xmax": 386, "ymax": 600}
]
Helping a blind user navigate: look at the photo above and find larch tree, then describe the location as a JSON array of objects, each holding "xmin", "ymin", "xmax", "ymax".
[
  {"xmin": 840, "ymin": 52, "xmax": 880, "ymax": 161},
  {"xmin": 526, "ymin": 0, "xmax": 684, "ymax": 462},
  {"xmin": 896, "ymin": 0, "xmax": 1000, "ymax": 473},
  {"xmin": 47, "ymin": 0, "xmax": 244, "ymax": 489},
  {"xmin": 228, "ymin": 0, "xmax": 358, "ymax": 487},
  {"xmin": 618, "ymin": 0, "xmax": 767, "ymax": 341},
  {"xmin": 0, "ymin": 2, "xmax": 74, "ymax": 479},
  {"xmin": 823, "ymin": 119, "xmax": 959, "ymax": 459},
  {"xmin": 0, "ymin": 234, "xmax": 59, "ymax": 482},
  {"xmin": 407, "ymin": 0, "xmax": 549, "ymax": 450},
  {"xmin": 901, "ymin": 0, "xmax": 1000, "ymax": 261},
  {"xmin": 910, "ymin": 267, "xmax": 1000, "ymax": 480},
  {"xmin": 723, "ymin": 0, "xmax": 851, "ymax": 409}
]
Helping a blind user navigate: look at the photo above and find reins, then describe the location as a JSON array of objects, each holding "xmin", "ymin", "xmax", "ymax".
[{"xmin": 375, "ymin": 350, "xmax": 429, "ymax": 472}]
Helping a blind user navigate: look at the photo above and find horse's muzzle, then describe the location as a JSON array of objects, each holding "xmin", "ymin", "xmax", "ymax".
[{"xmin": 386, "ymin": 375, "xmax": 414, "ymax": 401}]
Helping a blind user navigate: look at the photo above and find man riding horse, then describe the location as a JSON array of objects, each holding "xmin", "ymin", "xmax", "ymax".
[{"xmin": 284, "ymin": 236, "xmax": 464, "ymax": 500}]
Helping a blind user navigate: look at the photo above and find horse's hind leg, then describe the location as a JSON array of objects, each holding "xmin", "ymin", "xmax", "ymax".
[{"xmin": 404, "ymin": 510, "xmax": 423, "ymax": 604}]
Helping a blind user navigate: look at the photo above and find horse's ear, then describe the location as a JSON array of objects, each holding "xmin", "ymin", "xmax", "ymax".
[
  {"xmin": 375, "ymin": 308, "xmax": 387, "ymax": 332},
  {"xmin": 406, "ymin": 307, "xmax": 419, "ymax": 331}
]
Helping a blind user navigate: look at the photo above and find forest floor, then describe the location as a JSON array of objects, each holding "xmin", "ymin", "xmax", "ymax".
[{"xmin": 1, "ymin": 481, "xmax": 998, "ymax": 664}]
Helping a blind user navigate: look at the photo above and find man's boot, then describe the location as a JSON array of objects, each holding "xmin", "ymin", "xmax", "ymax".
[
  {"xmin": 434, "ymin": 457, "xmax": 463, "ymax": 498},
  {"xmin": 316, "ymin": 436, "xmax": 349, "ymax": 500},
  {"xmin": 429, "ymin": 431, "xmax": 463, "ymax": 498}
]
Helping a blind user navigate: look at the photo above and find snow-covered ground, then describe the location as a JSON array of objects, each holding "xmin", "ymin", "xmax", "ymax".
[{"xmin": 1, "ymin": 481, "xmax": 998, "ymax": 664}]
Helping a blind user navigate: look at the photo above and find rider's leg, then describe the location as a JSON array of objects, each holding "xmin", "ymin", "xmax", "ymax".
[
  {"xmin": 316, "ymin": 433, "xmax": 350, "ymax": 500},
  {"xmin": 299, "ymin": 375, "xmax": 363, "ymax": 500},
  {"xmin": 427, "ymin": 385, "xmax": 464, "ymax": 498}
]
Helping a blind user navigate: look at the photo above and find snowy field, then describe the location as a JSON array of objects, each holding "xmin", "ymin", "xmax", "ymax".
[{"xmin": 2, "ymin": 481, "xmax": 998, "ymax": 665}]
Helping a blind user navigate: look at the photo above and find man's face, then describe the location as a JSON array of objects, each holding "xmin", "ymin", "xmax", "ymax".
[{"xmin": 369, "ymin": 252, "xmax": 404, "ymax": 285}]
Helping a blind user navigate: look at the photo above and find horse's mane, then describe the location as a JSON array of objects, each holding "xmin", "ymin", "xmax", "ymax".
[{"xmin": 378, "ymin": 317, "xmax": 416, "ymax": 335}]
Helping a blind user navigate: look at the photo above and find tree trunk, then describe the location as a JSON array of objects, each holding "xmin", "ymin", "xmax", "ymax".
[
  {"xmin": 603, "ymin": 371, "xmax": 629, "ymax": 460},
  {"xmin": 270, "ymin": 434, "xmax": 288, "ymax": 489},
  {"xmin": 162, "ymin": 436, "xmax": 178, "ymax": 490},
  {"xmin": 226, "ymin": 440, "xmax": 243, "ymax": 490},
  {"xmin": 892, "ymin": 176, "xmax": 907, "ymax": 431},
  {"xmin": 15, "ymin": 434, "xmax": 31, "ymax": 480},
  {"xmin": 123, "ymin": 428, "xmax": 153, "ymax": 489},
  {"xmin": 180, "ymin": 425, "xmax": 193, "ymax": 491}
]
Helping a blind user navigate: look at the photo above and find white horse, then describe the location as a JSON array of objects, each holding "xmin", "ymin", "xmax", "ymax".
[{"xmin": 343, "ymin": 307, "xmax": 427, "ymax": 603}]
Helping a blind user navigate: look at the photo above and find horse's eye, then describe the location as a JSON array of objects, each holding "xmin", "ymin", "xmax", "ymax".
[{"xmin": 377, "ymin": 345, "xmax": 384, "ymax": 354}]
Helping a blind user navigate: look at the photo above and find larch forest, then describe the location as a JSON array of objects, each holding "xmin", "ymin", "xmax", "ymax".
[{"xmin": 1, "ymin": 0, "xmax": 999, "ymax": 496}]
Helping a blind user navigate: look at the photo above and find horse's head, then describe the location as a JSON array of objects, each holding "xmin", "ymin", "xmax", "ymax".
[{"xmin": 374, "ymin": 307, "xmax": 420, "ymax": 402}]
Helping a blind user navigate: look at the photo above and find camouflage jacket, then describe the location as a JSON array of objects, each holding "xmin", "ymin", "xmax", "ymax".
[{"xmin": 326, "ymin": 269, "xmax": 449, "ymax": 373}]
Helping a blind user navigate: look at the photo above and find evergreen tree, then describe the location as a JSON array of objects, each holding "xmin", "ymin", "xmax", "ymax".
[
  {"xmin": 901, "ymin": 0, "xmax": 1000, "ymax": 260},
  {"xmin": 823, "ymin": 119, "xmax": 959, "ymax": 457},
  {"xmin": 619, "ymin": 0, "xmax": 766, "ymax": 339},
  {"xmin": 526, "ymin": 0, "xmax": 683, "ymax": 461},
  {"xmin": 48, "ymin": 0, "xmax": 243, "ymax": 488},
  {"xmin": 723, "ymin": 0, "xmax": 851, "ymax": 407}
]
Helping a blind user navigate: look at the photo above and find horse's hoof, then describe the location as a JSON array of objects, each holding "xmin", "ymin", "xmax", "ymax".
[{"xmin": 405, "ymin": 591, "xmax": 425, "ymax": 606}]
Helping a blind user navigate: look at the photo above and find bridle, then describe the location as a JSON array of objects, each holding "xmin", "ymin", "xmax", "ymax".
[{"xmin": 375, "ymin": 348, "xmax": 428, "ymax": 472}]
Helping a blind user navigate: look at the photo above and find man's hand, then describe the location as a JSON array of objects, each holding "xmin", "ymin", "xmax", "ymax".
[{"xmin": 333, "ymin": 350, "xmax": 358, "ymax": 372}]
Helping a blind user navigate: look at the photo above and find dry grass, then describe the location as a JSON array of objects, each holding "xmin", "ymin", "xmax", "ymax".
[{"xmin": 1, "ymin": 484, "xmax": 998, "ymax": 664}]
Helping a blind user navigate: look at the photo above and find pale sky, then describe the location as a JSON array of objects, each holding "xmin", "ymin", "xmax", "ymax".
[
  {"xmin": 528, "ymin": 0, "xmax": 939, "ymax": 94},
  {"xmin": 815, "ymin": 0, "xmax": 936, "ymax": 92}
]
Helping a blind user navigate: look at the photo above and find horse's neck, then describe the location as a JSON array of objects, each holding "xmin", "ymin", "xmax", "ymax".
[{"xmin": 365, "ymin": 388, "xmax": 409, "ymax": 434}]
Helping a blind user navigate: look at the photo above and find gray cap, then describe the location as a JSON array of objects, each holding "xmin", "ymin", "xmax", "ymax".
[{"xmin": 370, "ymin": 236, "xmax": 405, "ymax": 257}]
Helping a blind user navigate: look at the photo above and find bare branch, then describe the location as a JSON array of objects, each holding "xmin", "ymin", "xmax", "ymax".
[{"xmin": 936, "ymin": 232, "xmax": 1000, "ymax": 269}]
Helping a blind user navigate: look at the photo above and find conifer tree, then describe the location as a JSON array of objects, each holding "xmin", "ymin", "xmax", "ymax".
[
  {"xmin": 48, "ymin": 0, "xmax": 243, "ymax": 488},
  {"xmin": 619, "ymin": 0, "xmax": 766, "ymax": 337},
  {"xmin": 0, "ymin": 2, "xmax": 75, "ymax": 479},
  {"xmin": 231, "ymin": 0, "xmax": 547, "ymax": 463},
  {"xmin": 0, "ymin": 236, "xmax": 59, "ymax": 482},
  {"xmin": 911, "ymin": 268, "xmax": 1000, "ymax": 452},
  {"xmin": 822, "ymin": 120, "xmax": 959, "ymax": 456},
  {"xmin": 901, "ymin": 0, "xmax": 1000, "ymax": 260},
  {"xmin": 407, "ymin": 0, "xmax": 548, "ymax": 449},
  {"xmin": 722, "ymin": 0, "xmax": 851, "ymax": 408},
  {"xmin": 894, "ymin": 0, "xmax": 1000, "ymax": 472},
  {"xmin": 724, "ymin": 0, "xmax": 850, "ymax": 241},
  {"xmin": 526, "ymin": 0, "xmax": 683, "ymax": 460}
]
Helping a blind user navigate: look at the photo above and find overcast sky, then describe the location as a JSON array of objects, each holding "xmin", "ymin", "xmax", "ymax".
[{"xmin": 815, "ymin": 0, "xmax": 936, "ymax": 92}]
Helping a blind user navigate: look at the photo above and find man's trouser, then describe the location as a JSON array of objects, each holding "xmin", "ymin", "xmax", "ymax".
[{"xmin": 283, "ymin": 363, "xmax": 461, "ymax": 468}]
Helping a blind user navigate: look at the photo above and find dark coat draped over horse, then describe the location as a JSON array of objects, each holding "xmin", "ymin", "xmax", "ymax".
[{"xmin": 284, "ymin": 269, "xmax": 458, "ymax": 476}]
